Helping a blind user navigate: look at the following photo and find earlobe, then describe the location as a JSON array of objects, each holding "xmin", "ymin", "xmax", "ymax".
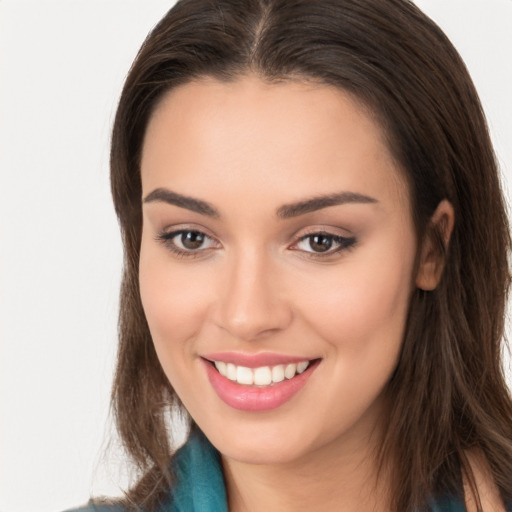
[{"xmin": 415, "ymin": 199, "xmax": 455, "ymax": 291}]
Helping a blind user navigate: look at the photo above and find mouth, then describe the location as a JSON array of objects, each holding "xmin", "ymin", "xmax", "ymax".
[
  {"xmin": 201, "ymin": 355, "xmax": 321, "ymax": 411},
  {"xmin": 206, "ymin": 358, "xmax": 318, "ymax": 387}
]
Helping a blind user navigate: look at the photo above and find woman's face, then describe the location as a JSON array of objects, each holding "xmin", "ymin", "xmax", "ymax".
[{"xmin": 139, "ymin": 75, "xmax": 418, "ymax": 466}]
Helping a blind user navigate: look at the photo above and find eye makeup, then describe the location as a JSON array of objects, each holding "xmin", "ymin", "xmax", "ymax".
[
  {"xmin": 155, "ymin": 227, "xmax": 357, "ymax": 261},
  {"xmin": 291, "ymin": 231, "xmax": 357, "ymax": 258}
]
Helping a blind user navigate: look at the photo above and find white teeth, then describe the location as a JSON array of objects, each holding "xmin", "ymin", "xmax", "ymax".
[
  {"xmin": 213, "ymin": 360, "xmax": 312, "ymax": 386},
  {"xmin": 271, "ymin": 365, "xmax": 285, "ymax": 383},
  {"xmin": 297, "ymin": 361, "xmax": 309, "ymax": 374},
  {"xmin": 214, "ymin": 361, "xmax": 227, "ymax": 377},
  {"xmin": 284, "ymin": 363, "xmax": 297, "ymax": 379},
  {"xmin": 254, "ymin": 366, "xmax": 272, "ymax": 386},
  {"xmin": 226, "ymin": 363, "xmax": 237, "ymax": 381},
  {"xmin": 236, "ymin": 366, "xmax": 254, "ymax": 385}
]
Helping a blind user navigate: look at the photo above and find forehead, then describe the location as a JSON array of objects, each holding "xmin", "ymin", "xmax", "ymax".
[{"xmin": 141, "ymin": 75, "xmax": 409, "ymax": 214}]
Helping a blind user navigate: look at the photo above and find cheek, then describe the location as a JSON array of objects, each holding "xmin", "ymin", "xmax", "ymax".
[
  {"xmin": 297, "ymin": 243, "xmax": 415, "ymax": 359},
  {"xmin": 138, "ymin": 240, "xmax": 208, "ymax": 363},
  {"xmin": 288, "ymin": 245, "xmax": 416, "ymax": 436}
]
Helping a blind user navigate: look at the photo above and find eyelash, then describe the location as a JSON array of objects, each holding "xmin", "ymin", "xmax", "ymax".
[
  {"xmin": 156, "ymin": 229, "xmax": 219, "ymax": 260},
  {"xmin": 291, "ymin": 230, "xmax": 357, "ymax": 257},
  {"xmin": 156, "ymin": 229, "xmax": 357, "ymax": 260}
]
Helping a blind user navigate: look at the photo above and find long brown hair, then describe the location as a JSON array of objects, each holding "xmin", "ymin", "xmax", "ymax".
[{"xmin": 108, "ymin": 0, "xmax": 512, "ymax": 510}]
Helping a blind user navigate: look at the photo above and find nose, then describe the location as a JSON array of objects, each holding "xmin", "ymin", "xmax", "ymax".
[{"xmin": 211, "ymin": 248, "xmax": 293, "ymax": 342}]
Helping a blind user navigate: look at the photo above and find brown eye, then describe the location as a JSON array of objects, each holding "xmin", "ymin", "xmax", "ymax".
[
  {"xmin": 293, "ymin": 232, "xmax": 357, "ymax": 256},
  {"xmin": 157, "ymin": 229, "xmax": 219, "ymax": 257},
  {"xmin": 180, "ymin": 231, "xmax": 206, "ymax": 250},
  {"xmin": 308, "ymin": 234, "xmax": 333, "ymax": 253}
]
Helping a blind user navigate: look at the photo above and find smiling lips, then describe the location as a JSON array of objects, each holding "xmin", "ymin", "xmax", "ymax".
[
  {"xmin": 202, "ymin": 353, "xmax": 320, "ymax": 411},
  {"xmin": 214, "ymin": 360, "xmax": 310, "ymax": 386}
]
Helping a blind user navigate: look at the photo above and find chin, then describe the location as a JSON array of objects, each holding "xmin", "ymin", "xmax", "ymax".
[
  {"xmin": 200, "ymin": 416, "xmax": 328, "ymax": 467},
  {"xmin": 218, "ymin": 437, "xmax": 308, "ymax": 466}
]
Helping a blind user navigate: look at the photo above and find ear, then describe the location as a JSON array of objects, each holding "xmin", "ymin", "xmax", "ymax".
[{"xmin": 415, "ymin": 199, "xmax": 455, "ymax": 291}]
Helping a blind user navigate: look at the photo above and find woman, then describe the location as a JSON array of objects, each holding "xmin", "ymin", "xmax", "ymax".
[{"xmin": 71, "ymin": 0, "xmax": 512, "ymax": 510}]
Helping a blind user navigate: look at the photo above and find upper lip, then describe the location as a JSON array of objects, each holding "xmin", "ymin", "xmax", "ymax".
[{"xmin": 201, "ymin": 351, "xmax": 318, "ymax": 368}]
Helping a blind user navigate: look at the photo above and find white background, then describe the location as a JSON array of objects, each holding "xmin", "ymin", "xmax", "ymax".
[{"xmin": 0, "ymin": 1, "xmax": 511, "ymax": 511}]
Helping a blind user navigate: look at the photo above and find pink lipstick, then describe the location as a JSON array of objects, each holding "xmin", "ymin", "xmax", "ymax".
[{"xmin": 201, "ymin": 353, "xmax": 320, "ymax": 412}]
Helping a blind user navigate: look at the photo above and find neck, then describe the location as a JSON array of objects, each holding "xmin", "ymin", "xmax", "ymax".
[{"xmin": 221, "ymin": 426, "xmax": 391, "ymax": 512}]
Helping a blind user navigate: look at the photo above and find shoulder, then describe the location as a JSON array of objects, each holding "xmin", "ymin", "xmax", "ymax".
[{"xmin": 62, "ymin": 429, "xmax": 227, "ymax": 512}]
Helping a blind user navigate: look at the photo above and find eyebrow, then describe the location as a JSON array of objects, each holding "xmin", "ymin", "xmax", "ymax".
[
  {"xmin": 143, "ymin": 188, "xmax": 378, "ymax": 219},
  {"xmin": 276, "ymin": 192, "xmax": 378, "ymax": 218},
  {"xmin": 143, "ymin": 188, "xmax": 220, "ymax": 218}
]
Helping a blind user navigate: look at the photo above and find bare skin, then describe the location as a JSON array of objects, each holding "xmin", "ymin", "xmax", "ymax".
[
  {"xmin": 222, "ymin": 418, "xmax": 389, "ymax": 512},
  {"xmin": 137, "ymin": 74, "xmax": 503, "ymax": 512}
]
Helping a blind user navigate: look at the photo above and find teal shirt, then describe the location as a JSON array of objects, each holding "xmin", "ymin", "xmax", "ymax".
[{"xmin": 66, "ymin": 429, "xmax": 468, "ymax": 512}]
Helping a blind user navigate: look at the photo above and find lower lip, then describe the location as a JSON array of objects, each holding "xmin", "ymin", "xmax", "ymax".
[{"xmin": 202, "ymin": 359, "xmax": 320, "ymax": 412}]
